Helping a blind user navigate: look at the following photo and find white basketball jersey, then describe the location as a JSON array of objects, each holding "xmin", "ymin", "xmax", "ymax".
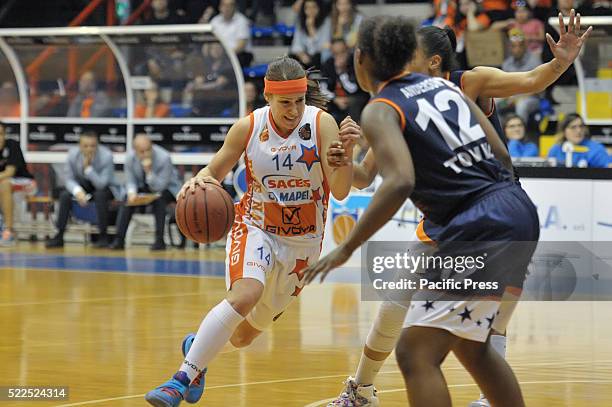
[{"xmin": 236, "ymin": 105, "xmax": 330, "ymax": 243}]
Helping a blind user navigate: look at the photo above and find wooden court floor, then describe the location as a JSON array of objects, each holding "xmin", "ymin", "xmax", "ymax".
[{"xmin": 1, "ymin": 243, "xmax": 611, "ymax": 406}]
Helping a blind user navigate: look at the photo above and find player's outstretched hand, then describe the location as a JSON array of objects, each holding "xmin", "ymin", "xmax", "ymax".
[
  {"xmin": 177, "ymin": 175, "xmax": 220, "ymax": 200},
  {"xmin": 546, "ymin": 9, "xmax": 592, "ymax": 68},
  {"xmin": 304, "ymin": 244, "xmax": 353, "ymax": 284}
]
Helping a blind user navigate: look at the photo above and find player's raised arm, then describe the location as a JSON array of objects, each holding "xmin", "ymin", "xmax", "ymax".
[
  {"xmin": 179, "ymin": 115, "xmax": 251, "ymax": 198},
  {"xmin": 463, "ymin": 9, "xmax": 592, "ymax": 99},
  {"xmin": 319, "ymin": 111, "xmax": 354, "ymax": 200}
]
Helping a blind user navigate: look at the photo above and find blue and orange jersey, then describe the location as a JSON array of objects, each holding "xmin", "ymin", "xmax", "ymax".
[
  {"xmin": 448, "ymin": 70, "xmax": 508, "ymax": 147},
  {"xmin": 372, "ymin": 72, "xmax": 512, "ymax": 224}
]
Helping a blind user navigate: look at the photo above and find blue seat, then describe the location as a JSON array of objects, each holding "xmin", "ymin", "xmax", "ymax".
[
  {"xmin": 169, "ymin": 104, "xmax": 192, "ymax": 117},
  {"xmin": 251, "ymin": 26, "xmax": 275, "ymax": 38},
  {"xmin": 243, "ymin": 64, "xmax": 268, "ymax": 78},
  {"xmin": 274, "ymin": 24, "xmax": 295, "ymax": 38}
]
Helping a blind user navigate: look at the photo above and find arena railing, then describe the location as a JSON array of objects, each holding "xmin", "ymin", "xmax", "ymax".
[{"xmin": 0, "ymin": 24, "xmax": 246, "ymax": 166}]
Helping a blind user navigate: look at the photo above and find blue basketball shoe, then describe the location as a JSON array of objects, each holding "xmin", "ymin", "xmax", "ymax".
[
  {"xmin": 145, "ymin": 371, "xmax": 189, "ymax": 407},
  {"xmin": 181, "ymin": 333, "xmax": 207, "ymax": 403}
]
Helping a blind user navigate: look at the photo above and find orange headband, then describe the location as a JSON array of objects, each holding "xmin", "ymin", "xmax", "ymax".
[{"xmin": 264, "ymin": 77, "xmax": 307, "ymax": 94}]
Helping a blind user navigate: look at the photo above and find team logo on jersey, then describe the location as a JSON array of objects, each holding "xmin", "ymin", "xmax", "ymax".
[
  {"xmin": 298, "ymin": 123, "xmax": 312, "ymax": 140},
  {"xmin": 259, "ymin": 128, "xmax": 269, "ymax": 142},
  {"xmin": 282, "ymin": 206, "xmax": 302, "ymax": 225},
  {"xmin": 296, "ymin": 144, "xmax": 320, "ymax": 171}
]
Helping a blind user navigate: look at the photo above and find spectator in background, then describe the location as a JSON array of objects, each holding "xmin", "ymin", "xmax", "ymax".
[
  {"xmin": 244, "ymin": 81, "xmax": 265, "ymax": 114},
  {"xmin": 548, "ymin": 113, "xmax": 611, "ymax": 168},
  {"xmin": 184, "ymin": 42, "xmax": 235, "ymax": 116},
  {"xmin": 331, "ymin": 0, "xmax": 363, "ymax": 48},
  {"xmin": 0, "ymin": 82, "xmax": 20, "ymax": 117},
  {"xmin": 510, "ymin": 1, "xmax": 544, "ymax": 53},
  {"xmin": 320, "ymin": 37, "xmax": 368, "ymax": 123},
  {"xmin": 110, "ymin": 134, "xmax": 182, "ymax": 251},
  {"xmin": 46, "ymin": 132, "xmax": 121, "ymax": 248},
  {"xmin": 431, "ymin": 0, "xmax": 456, "ymax": 28},
  {"xmin": 142, "ymin": 0, "xmax": 183, "ymax": 24},
  {"xmin": 445, "ymin": 0, "xmax": 490, "ymax": 68},
  {"xmin": 210, "ymin": 0, "xmax": 253, "ymax": 67},
  {"xmin": 0, "ymin": 122, "xmax": 36, "ymax": 246},
  {"xmin": 503, "ymin": 113, "xmax": 539, "ymax": 157},
  {"xmin": 500, "ymin": 28, "xmax": 541, "ymax": 122},
  {"xmin": 135, "ymin": 82, "xmax": 170, "ymax": 118},
  {"xmin": 67, "ymin": 71, "xmax": 110, "ymax": 118},
  {"xmin": 291, "ymin": 0, "xmax": 331, "ymax": 68}
]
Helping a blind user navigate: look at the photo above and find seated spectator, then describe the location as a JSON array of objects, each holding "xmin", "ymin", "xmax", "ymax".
[
  {"xmin": 320, "ymin": 38, "xmax": 368, "ymax": 123},
  {"xmin": 445, "ymin": 0, "xmax": 491, "ymax": 68},
  {"xmin": 503, "ymin": 113, "xmax": 539, "ymax": 157},
  {"xmin": 135, "ymin": 82, "xmax": 170, "ymax": 118},
  {"xmin": 46, "ymin": 132, "xmax": 122, "ymax": 248},
  {"xmin": 245, "ymin": 81, "xmax": 265, "ymax": 114},
  {"xmin": 183, "ymin": 43, "xmax": 235, "ymax": 116},
  {"xmin": 210, "ymin": 0, "xmax": 253, "ymax": 68},
  {"xmin": 510, "ymin": 1, "xmax": 544, "ymax": 53},
  {"xmin": 110, "ymin": 134, "xmax": 182, "ymax": 251},
  {"xmin": 331, "ymin": 0, "xmax": 363, "ymax": 48},
  {"xmin": 67, "ymin": 71, "xmax": 110, "ymax": 118},
  {"xmin": 499, "ymin": 28, "xmax": 541, "ymax": 122},
  {"xmin": 0, "ymin": 82, "xmax": 20, "ymax": 117},
  {"xmin": 142, "ymin": 0, "xmax": 183, "ymax": 24},
  {"xmin": 547, "ymin": 113, "xmax": 611, "ymax": 168},
  {"xmin": 0, "ymin": 122, "xmax": 36, "ymax": 246},
  {"xmin": 291, "ymin": 0, "xmax": 331, "ymax": 68}
]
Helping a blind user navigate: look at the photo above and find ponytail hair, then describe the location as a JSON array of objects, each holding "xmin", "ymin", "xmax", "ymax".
[{"xmin": 417, "ymin": 25, "xmax": 459, "ymax": 73}]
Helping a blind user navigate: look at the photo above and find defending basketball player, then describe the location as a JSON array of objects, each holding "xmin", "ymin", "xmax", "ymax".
[
  {"xmin": 324, "ymin": 10, "xmax": 591, "ymax": 407},
  {"xmin": 304, "ymin": 15, "xmax": 541, "ymax": 407},
  {"xmin": 145, "ymin": 56, "xmax": 356, "ymax": 407}
]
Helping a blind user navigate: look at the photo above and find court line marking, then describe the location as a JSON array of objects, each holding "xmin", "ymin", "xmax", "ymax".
[
  {"xmin": 53, "ymin": 361, "xmax": 612, "ymax": 407},
  {"xmin": 0, "ymin": 292, "xmax": 208, "ymax": 307},
  {"xmin": 0, "ymin": 265, "xmax": 226, "ymax": 280},
  {"xmin": 303, "ymin": 379, "xmax": 612, "ymax": 407}
]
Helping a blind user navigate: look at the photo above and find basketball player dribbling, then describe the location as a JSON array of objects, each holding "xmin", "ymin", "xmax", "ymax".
[
  {"xmin": 323, "ymin": 10, "xmax": 590, "ymax": 407},
  {"xmin": 304, "ymin": 15, "xmax": 540, "ymax": 407},
  {"xmin": 145, "ymin": 56, "xmax": 357, "ymax": 407}
]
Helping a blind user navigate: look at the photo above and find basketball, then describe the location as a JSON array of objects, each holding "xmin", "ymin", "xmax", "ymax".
[{"xmin": 175, "ymin": 181, "xmax": 235, "ymax": 243}]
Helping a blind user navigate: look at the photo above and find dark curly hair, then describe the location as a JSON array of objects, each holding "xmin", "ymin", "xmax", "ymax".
[
  {"xmin": 357, "ymin": 15, "xmax": 417, "ymax": 82},
  {"xmin": 417, "ymin": 26, "xmax": 458, "ymax": 74},
  {"xmin": 265, "ymin": 56, "xmax": 329, "ymax": 110}
]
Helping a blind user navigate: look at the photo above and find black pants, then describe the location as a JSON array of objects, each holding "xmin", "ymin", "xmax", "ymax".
[
  {"xmin": 56, "ymin": 184, "xmax": 114, "ymax": 237},
  {"xmin": 114, "ymin": 188, "xmax": 175, "ymax": 244}
]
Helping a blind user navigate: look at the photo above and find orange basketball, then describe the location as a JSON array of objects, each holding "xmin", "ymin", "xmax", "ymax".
[{"xmin": 175, "ymin": 181, "xmax": 235, "ymax": 243}]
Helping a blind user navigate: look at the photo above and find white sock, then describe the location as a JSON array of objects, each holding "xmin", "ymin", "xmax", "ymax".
[
  {"xmin": 490, "ymin": 334, "xmax": 507, "ymax": 359},
  {"xmin": 179, "ymin": 299, "xmax": 244, "ymax": 382},
  {"xmin": 355, "ymin": 353, "xmax": 385, "ymax": 386}
]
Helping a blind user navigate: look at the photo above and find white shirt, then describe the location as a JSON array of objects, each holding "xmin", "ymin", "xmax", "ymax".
[{"xmin": 210, "ymin": 12, "xmax": 252, "ymax": 53}]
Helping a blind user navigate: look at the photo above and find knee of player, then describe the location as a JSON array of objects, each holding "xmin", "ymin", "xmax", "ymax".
[
  {"xmin": 0, "ymin": 178, "xmax": 10, "ymax": 189},
  {"xmin": 226, "ymin": 281, "xmax": 263, "ymax": 316}
]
